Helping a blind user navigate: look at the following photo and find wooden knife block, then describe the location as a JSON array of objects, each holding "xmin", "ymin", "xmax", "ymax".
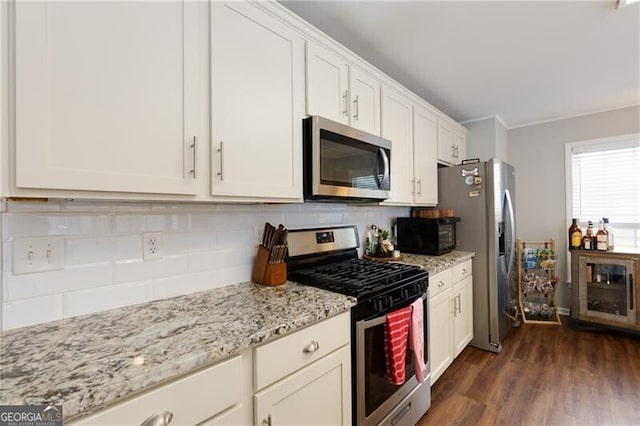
[{"xmin": 252, "ymin": 245, "xmax": 287, "ymax": 286}]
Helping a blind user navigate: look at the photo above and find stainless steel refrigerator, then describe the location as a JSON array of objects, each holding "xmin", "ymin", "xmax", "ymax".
[{"xmin": 437, "ymin": 158, "xmax": 517, "ymax": 353}]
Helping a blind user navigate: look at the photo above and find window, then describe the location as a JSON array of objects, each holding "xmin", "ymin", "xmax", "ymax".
[{"xmin": 565, "ymin": 134, "xmax": 640, "ymax": 249}]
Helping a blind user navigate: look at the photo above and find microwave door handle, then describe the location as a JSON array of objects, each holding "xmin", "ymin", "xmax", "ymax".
[{"xmin": 377, "ymin": 148, "xmax": 390, "ymax": 189}]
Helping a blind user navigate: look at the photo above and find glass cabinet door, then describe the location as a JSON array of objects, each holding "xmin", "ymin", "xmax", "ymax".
[{"xmin": 578, "ymin": 257, "xmax": 636, "ymax": 325}]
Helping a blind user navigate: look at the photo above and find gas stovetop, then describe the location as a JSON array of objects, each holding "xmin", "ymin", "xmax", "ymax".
[
  {"xmin": 285, "ymin": 226, "xmax": 429, "ymax": 318},
  {"xmin": 288, "ymin": 258, "xmax": 427, "ymax": 299}
]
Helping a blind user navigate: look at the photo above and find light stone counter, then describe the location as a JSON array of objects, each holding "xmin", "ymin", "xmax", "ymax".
[
  {"xmin": 0, "ymin": 281, "xmax": 356, "ymax": 421},
  {"xmin": 398, "ymin": 250, "xmax": 475, "ymax": 275}
]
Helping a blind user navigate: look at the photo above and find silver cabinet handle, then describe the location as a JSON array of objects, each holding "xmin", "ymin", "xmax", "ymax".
[
  {"xmin": 457, "ymin": 294, "xmax": 462, "ymax": 314},
  {"xmin": 417, "ymin": 178, "xmax": 422, "ymax": 196},
  {"xmin": 217, "ymin": 141, "xmax": 224, "ymax": 181},
  {"xmin": 263, "ymin": 414, "xmax": 272, "ymax": 426},
  {"xmin": 190, "ymin": 136, "xmax": 198, "ymax": 179},
  {"xmin": 353, "ymin": 95, "xmax": 359, "ymax": 120},
  {"xmin": 438, "ymin": 280, "xmax": 445, "ymax": 287},
  {"xmin": 141, "ymin": 411, "xmax": 173, "ymax": 426},
  {"xmin": 342, "ymin": 90, "xmax": 349, "ymax": 117},
  {"xmin": 303, "ymin": 340, "xmax": 320, "ymax": 353},
  {"xmin": 451, "ymin": 144, "xmax": 456, "ymax": 158},
  {"xmin": 461, "ymin": 268, "xmax": 467, "ymax": 275}
]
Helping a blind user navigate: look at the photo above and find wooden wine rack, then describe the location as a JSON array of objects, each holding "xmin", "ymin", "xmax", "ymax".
[{"xmin": 517, "ymin": 239, "xmax": 561, "ymax": 325}]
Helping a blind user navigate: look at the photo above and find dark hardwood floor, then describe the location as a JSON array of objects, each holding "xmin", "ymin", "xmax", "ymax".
[{"xmin": 418, "ymin": 317, "xmax": 640, "ymax": 425}]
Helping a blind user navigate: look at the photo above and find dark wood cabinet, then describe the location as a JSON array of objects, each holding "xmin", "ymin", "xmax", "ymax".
[{"xmin": 571, "ymin": 250, "xmax": 640, "ymax": 332}]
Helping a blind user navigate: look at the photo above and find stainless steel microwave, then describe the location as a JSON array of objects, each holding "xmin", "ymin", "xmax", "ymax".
[
  {"xmin": 303, "ymin": 116, "xmax": 391, "ymax": 202},
  {"xmin": 396, "ymin": 217, "xmax": 461, "ymax": 256}
]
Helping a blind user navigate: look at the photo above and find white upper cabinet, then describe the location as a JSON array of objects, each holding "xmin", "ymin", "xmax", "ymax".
[
  {"xmin": 412, "ymin": 105, "xmax": 438, "ymax": 206},
  {"xmin": 438, "ymin": 118, "xmax": 467, "ymax": 166},
  {"xmin": 381, "ymin": 85, "xmax": 413, "ymax": 205},
  {"xmin": 306, "ymin": 42, "xmax": 380, "ymax": 136},
  {"xmin": 349, "ymin": 67, "xmax": 381, "ymax": 136},
  {"xmin": 14, "ymin": 1, "xmax": 202, "ymax": 195},
  {"xmin": 211, "ymin": 2, "xmax": 304, "ymax": 200},
  {"xmin": 306, "ymin": 43, "xmax": 349, "ymax": 125},
  {"xmin": 454, "ymin": 127, "xmax": 467, "ymax": 163}
]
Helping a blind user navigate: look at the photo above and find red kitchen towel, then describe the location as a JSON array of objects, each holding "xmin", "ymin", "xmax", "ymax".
[
  {"xmin": 384, "ymin": 305, "xmax": 412, "ymax": 385},
  {"xmin": 409, "ymin": 298, "xmax": 426, "ymax": 384}
]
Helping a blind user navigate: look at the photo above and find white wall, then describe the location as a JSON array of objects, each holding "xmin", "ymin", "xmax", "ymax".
[
  {"xmin": 465, "ymin": 117, "xmax": 508, "ymax": 162},
  {"xmin": 1, "ymin": 201, "xmax": 409, "ymax": 330},
  {"xmin": 508, "ymin": 105, "xmax": 640, "ymax": 308}
]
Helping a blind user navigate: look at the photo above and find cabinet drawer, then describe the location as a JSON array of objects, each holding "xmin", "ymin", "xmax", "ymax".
[
  {"xmin": 71, "ymin": 354, "xmax": 245, "ymax": 425},
  {"xmin": 429, "ymin": 268, "xmax": 453, "ymax": 297},
  {"xmin": 254, "ymin": 311, "xmax": 350, "ymax": 390},
  {"xmin": 453, "ymin": 259, "xmax": 472, "ymax": 282}
]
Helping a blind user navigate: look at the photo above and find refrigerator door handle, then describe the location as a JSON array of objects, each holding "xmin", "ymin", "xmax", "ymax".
[{"xmin": 504, "ymin": 189, "xmax": 516, "ymax": 276}]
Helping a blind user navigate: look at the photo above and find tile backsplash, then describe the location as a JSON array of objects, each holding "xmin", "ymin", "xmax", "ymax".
[{"xmin": 1, "ymin": 200, "xmax": 409, "ymax": 330}]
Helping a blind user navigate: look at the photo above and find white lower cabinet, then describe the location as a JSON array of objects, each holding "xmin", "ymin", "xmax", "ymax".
[
  {"xmin": 70, "ymin": 312, "xmax": 351, "ymax": 426},
  {"xmin": 255, "ymin": 345, "xmax": 351, "ymax": 425},
  {"xmin": 429, "ymin": 259, "xmax": 473, "ymax": 385},
  {"xmin": 70, "ymin": 352, "xmax": 252, "ymax": 425},
  {"xmin": 254, "ymin": 311, "xmax": 352, "ymax": 425},
  {"xmin": 452, "ymin": 274, "xmax": 473, "ymax": 357}
]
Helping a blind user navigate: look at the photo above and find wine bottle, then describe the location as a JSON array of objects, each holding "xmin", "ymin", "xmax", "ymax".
[
  {"xmin": 582, "ymin": 221, "xmax": 594, "ymax": 250},
  {"xmin": 596, "ymin": 220, "xmax": 608, "ymax": 251},
  {"xmin": 603, "ymin": 218, "xmax": 614, "ymax": 251},
  {"xmin": 568, "ymin": 218, "xmax": 582, "ymax": 250}
]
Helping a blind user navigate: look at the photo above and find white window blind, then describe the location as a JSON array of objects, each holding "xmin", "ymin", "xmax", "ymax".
[{"xmin": 568, "ymin": 134, "xmax": 640, "ymax": 248}]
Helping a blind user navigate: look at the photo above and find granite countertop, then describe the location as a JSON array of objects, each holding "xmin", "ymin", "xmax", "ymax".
[
  {"xmin": 0, "ymin": 281, "xmax": 356, "ymax": 421},
  {"xmin": 398, "ymin": 250, "xmax": 475, "ymax": 275}
]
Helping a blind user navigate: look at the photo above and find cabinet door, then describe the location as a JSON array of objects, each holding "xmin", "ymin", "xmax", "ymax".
[
  {"xmin": 71, "ymin": 355, "xmax": 245, "ymax": 425},
  {"xmin": 255, "ymin": 346, "xmax": 351, "ymax": 426},
  {"xmin": 412, "ymin": 105, "xmax": 438, "ymax": 206},
  {"xmin": 349, "ymin": 67, "xmax": 381, "ymax": 136},
  {"xmin": 454, "ymin": 128, "xmax": 467, "ymax": 163},
  {"xmin": 576, "ymin": 256, "xmax": 636, "ymax": 327},
  {"xmin": 15, "ymin": 1, "xmax": 201, "ymax": 195},
  {"xmin": 381, "ymin": 86, "xmax": 413, "ymax": 205},
  {"xmin": 437, "ymin": 118, "xmax": 455, "ymax": 165},
  {"xmin": 211, "ymin": 2, "xmax": 303, "ymax": 200},
  {"xmin": 428, "ymin": 288, "xmax": 453, "ymax": 385},
  {"xmin": 453, "ymin": 275, "xmax": 473, "ymax": 357},
  {"xmin": 306, "ymin": 43, "xmax": 349, "ymax": 125}
]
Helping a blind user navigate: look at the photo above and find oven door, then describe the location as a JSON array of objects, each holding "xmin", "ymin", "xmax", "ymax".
[{"xmin": 356, "ymin": 292, "xmax": 430, "ymax": 426}]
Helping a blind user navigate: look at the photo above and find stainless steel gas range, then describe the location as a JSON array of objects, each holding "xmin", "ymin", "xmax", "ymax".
[{"xmin": 286, "ymin": 225, "xmax": 431, "ymax": 426}]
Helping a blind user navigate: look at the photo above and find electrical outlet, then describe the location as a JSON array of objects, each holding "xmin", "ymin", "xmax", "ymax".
[
  {"xmin": 13, "ymin": 236, "xmax": 65, "ymax": 274},
  {"xmin": 143, "ymin": 232, "xmax": 162, "ymax": 260}
]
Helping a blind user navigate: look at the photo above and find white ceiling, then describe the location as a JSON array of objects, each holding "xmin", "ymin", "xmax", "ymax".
[{"xmin": 280, "ymin": 0, "xmax": 640, "ymax": 128}]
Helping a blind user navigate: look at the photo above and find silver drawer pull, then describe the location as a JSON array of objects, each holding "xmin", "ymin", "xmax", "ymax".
[
  {"xmin": 438, "ymin": 281, "xmax": 445, "ymax": 287},
  {"xmin": 303, "ymin": 340, "xmax": 320, "ymax": 353},
  {"xmin": 461, "ymin": 268, "xmax": 467, "ymax": 274},
  {"xmin": 141, "ymin": 411, "xmax": 173, "ymax": 426}
]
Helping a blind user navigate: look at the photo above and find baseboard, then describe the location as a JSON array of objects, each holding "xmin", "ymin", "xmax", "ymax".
[{"xmin": 557, "ymin": 307, "xmax": 570, "ymax": 316}]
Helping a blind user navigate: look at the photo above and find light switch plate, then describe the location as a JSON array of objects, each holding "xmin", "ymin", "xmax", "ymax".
[{"xmin": 13, "ymin": 236, "xmax": 65, "ymax": 275}]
